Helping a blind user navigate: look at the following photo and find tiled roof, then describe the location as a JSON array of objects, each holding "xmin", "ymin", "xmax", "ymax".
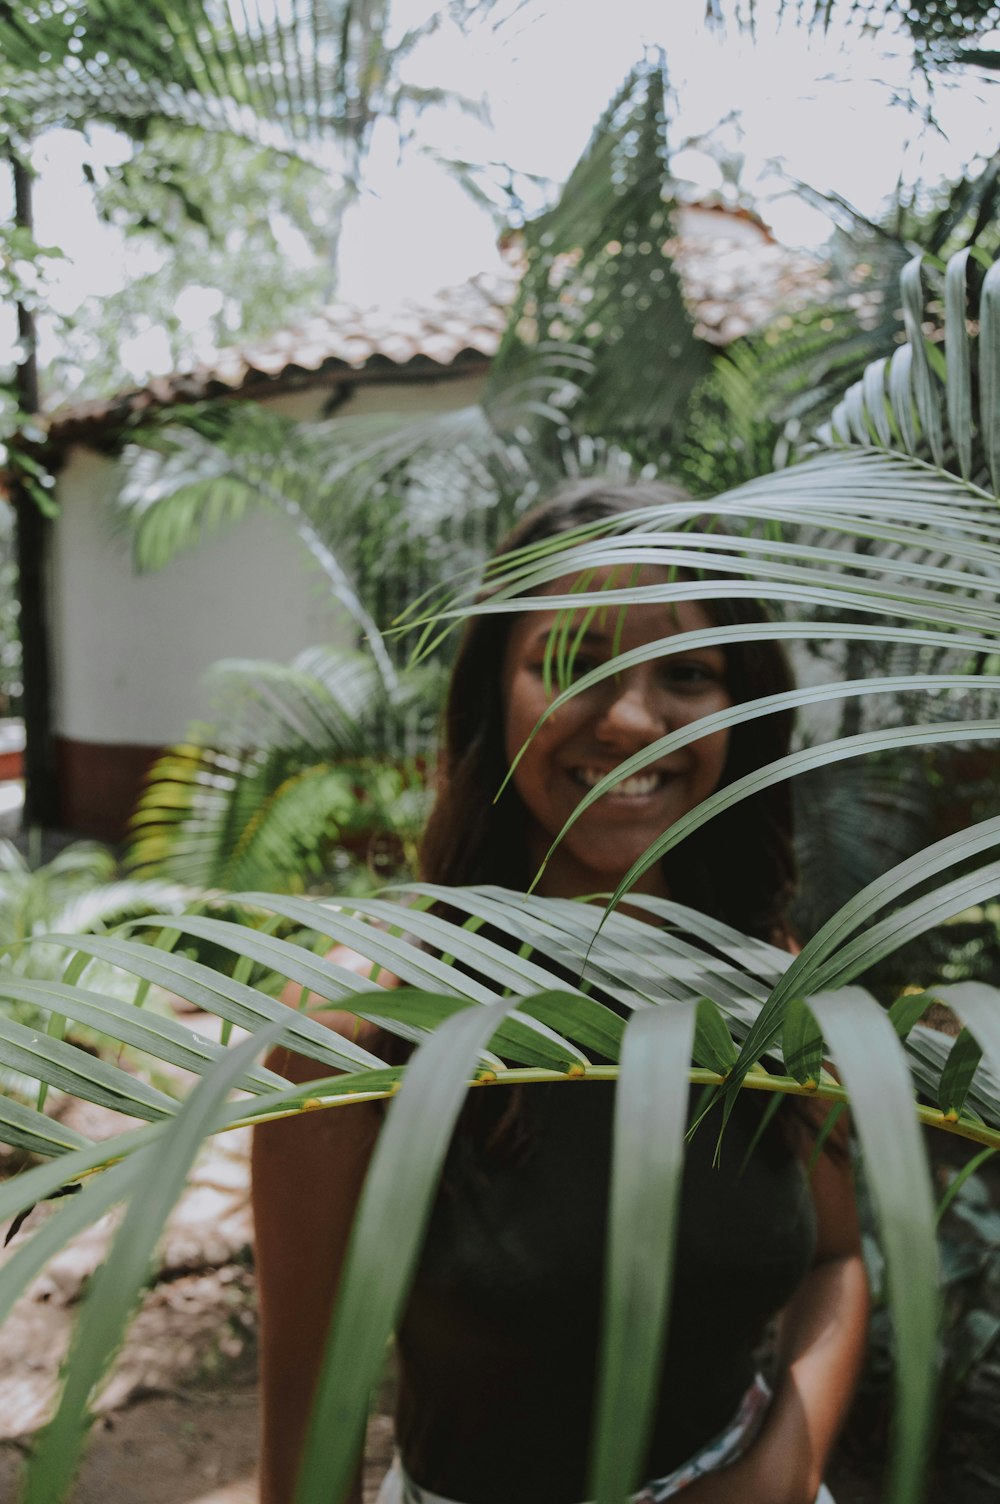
[{"xmin": 44, "ymin": 204, "xmax": 832, "ymax": 444}]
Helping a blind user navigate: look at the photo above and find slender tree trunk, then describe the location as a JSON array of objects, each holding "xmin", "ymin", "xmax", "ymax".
[{"xmin": 10, "ymin": 150, "xmax": 59, "ymax": 831}]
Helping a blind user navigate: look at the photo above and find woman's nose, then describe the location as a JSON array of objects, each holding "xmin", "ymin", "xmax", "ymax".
[{"xmin": 594, "ymin": 675, "xmax": 666, "ymax": 745}]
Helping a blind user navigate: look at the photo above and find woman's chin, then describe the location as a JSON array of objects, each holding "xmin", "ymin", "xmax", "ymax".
[{"xmin": 536, "ymin": 844, "xmax": 669, "ymax": 902}]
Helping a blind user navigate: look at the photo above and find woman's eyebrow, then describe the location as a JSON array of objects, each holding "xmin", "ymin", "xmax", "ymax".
[{"xmin": 526, "ymin": 625, "xmax": 610, "ymax": 651}]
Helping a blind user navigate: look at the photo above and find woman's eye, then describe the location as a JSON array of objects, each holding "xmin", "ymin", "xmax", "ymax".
[
  {"xmin": 565, "ymin": 654, "xmax": 599, "ymax": 680},
  {"xmin": 661, "ymin": 661, "xmax": 719, "ymax": 690}
]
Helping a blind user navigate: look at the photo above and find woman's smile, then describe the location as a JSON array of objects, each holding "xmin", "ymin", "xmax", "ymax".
[
  {"xmin": 501, "ymin": 568, "xmax": 732, "ymax": 901},
  {"xmin": 569, "ymin": 764, "xmax": 687, "ymax": 796}
]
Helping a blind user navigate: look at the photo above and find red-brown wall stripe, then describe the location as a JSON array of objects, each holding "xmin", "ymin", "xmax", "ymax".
[{"xmin": 55, "ymin": 738, "xmax": 163, "ymax": 846}]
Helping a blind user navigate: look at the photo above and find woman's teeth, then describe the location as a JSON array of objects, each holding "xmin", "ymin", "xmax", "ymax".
[{"xmin": 573, "ymin": 768, "xmax": 664, "ymax": 796}]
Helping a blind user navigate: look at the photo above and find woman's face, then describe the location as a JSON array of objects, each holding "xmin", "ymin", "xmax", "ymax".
[{"xmin": 501, "ymin": 567, "xmax": 732, "ymax": 900}]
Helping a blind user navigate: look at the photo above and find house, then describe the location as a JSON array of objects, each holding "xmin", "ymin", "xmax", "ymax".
[{"xmin": 16, "ymin": 204, "xmax": 830, "ymax": 843}]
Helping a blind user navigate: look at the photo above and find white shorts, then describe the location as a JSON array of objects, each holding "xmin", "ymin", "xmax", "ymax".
[{"xmin": 375, "ymin": 1375, "xmax": 836, "ymax": 1504}]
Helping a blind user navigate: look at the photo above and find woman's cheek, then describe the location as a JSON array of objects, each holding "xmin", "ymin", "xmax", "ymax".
[
  {"xmin": 511, "ymin": 681, "xmax": 562, "ymax": 743},
  {"xmin": 702, "ymin": 728, "xmax": 731, "ymax": 791}
]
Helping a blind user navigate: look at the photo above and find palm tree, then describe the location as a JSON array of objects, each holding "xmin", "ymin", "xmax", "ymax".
[{"xmin": 0, "ymin": 241, "xmax": 998, "ymax": 1504}]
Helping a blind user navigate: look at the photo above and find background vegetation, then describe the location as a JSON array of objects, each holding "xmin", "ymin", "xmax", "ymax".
[{"xmin": 4, "ymin": 4, "xmax": 1000, "ymax": 1504}]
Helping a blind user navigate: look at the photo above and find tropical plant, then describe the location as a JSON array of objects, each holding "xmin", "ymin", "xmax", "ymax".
[
  {"xmin": 128, "ymin": 647, "xmax": 441, "ymax": 892},
  {"xmin": 0, "ymin": 1, "xmax": 476, "ymax": 177},
  {"xmin": 107, "ymin": 54, "xmax": 962, "ymax": 937},
  {"xmin": 107, "ymin": 59, "xmax": 738, "ymax": 909},
  {"xmin": 1, "ymin": 0, "xmax": 497, "ymax": 463},
  {"xmin": 111, "ymin": 374, "xmax": 566, "ymax": 685},
  {"xmin": 675, "ymin": 148, "xmax": 1000, "ymax": 501},
  {"xmin": 671, "ymin": 157, "xmax": 1000, "ymax": 954},
  {"xmin": 0, "ymin": 836, "xmax": 190, "ymax": 1102},
  {"xmin": 0, "ymin": 242, "xmax": 999, "ymax": 1504},
  {"xmin": 491, "ymin": 56, "xmax": 715, "ymax": 469},
  {"xmin": 43, "ymin": 130, "xmax": 340, "ymax": 404},
  {"xmin": 0, "ymin": 838, "xmax": 190, "ymax": 980}
]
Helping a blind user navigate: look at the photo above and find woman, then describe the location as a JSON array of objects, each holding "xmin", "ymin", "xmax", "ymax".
[{"xmin": 252, "ymin": 480, "xmax": 869, "ymax": 1504}]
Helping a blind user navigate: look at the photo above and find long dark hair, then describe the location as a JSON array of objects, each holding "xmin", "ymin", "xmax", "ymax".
[{"xmin": 420, "ymin": 478, "xmax": 797, "ymax": 942}]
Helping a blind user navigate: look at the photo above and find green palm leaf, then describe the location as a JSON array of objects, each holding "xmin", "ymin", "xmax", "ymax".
[
  {"xmin": 589, "ymin": 1000, "xmax": 696, "ymax": 1503},
  {"xmin": 22, "ymin": 1017, "xmax": 288, "ymax": 1504},
  {"xmin": 0, "ymin": 893, "xmax": 995, "ymax": 1504},
  {"xmin": 0, "ymin": 1094, "xmax": 91, "ymax": 1158},
  {"xmin": 807, "ymin": 989, "xmax": 939, "ymax": 1504},
  {"xmin": 296, "ymin": 997, "xmax": 529, "ymax": 1504}
]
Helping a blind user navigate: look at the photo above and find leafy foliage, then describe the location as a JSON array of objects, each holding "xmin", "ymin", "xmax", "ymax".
[
  {"xmin": 0, "ymin": 839, "xmax": 188, "ymax": 974},
  {"xmin": 5, "ymin": 13, "xmax": 1000, "ymax": 1494},
  {"xmin": 110, "ymin": 326, "xmax": 593, "ymax": 682},
  {"xmin": 46, "ymin": 129, "xmax": 338, "ymax": 403},
  {"xmin": 0, "ymin": 0, "xmax": 449, "ymax": 160},
  {"xmin": 493, "ymin": 54, "xmax": 714, "ymax": 466},
  {"xmin": 1, "ymin": 0, "xmax": 492, "ymax": 435},
  {"xmin": 0, "ymin": 837, "xmax": 191, "ymax": 1102},
  {"xmin": 676, "ymin": 151, "xmax": 1000, "ymax": 498},
  {"xmin": 128, "ymin": 648, "xmax": 440, "ymax": 892},
  {"xmin": 0, "ymin": 882, "xmax": 992, "ymax": 1502},
  {"xmin": 2, "ymin": 245, "xmax": 1000, "ymax": 1503}
]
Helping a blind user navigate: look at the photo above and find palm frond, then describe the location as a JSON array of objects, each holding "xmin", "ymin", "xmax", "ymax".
[
  {"xmin": 115, "ymin": 410, "xmax": 405, "ymax": 685},
  {"xmin": 0, "ymin": 1, "xmax": 449, "ymax": 164},
  {"xmin": 21, "ymin": 1016, "xmax": 288, "ymax": 1504},
  {"xmin": 492, "ymin": 56, "xmax": 714, "ymax": 458},
  {"xmin": 114, "ymin": 337, "xmax": 584, "ymax": 556},
  {"xmin": 675, "ymin": 149, "xmax": 1000, "ymax": 491},
  {"xmin": 0, "ymin": 837, "xmax": 190, "ymax": 974},
  {"xmin": 0, "ymin": 884, "xmax": 992, "ymax": 1499}
]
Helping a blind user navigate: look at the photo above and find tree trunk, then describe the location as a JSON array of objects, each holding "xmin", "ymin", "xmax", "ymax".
[{"xmin": 10, "ymin": 150, "xmax": 60, "ymax": 831}]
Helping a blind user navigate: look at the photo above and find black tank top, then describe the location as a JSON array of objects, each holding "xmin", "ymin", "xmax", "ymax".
[{"xmin": 395, "ymin": 1081, "xmax": 816, "ymax": 1504}]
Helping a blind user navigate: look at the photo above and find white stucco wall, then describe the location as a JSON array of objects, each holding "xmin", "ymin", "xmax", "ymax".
[{"xmin": 50, "ymin": 372, "xmax": 487, "ymax": 746}]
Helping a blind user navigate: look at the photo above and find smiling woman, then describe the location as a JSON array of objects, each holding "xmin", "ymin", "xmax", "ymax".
[
  {"xmin": 501, "ymin": 580, "xmax": 732, "ymax": 899},
  {"xmin": 252, "ymin": 480, "xmax": 867, "ymax": 1504},
  {"xmin": 420, "ymin": 483, "xmax": 797, "ymax": 941}
]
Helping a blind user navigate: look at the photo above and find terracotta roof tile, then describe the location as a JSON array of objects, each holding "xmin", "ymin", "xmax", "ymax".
[{"xmin": 43, "ymin": 206, "xmax": 830, "ymax": 443}]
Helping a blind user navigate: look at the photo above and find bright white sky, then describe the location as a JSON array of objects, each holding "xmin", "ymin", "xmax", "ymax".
[{"xmin": 8, "ymin": 0, "xmax": 1000, "ymax": 391}]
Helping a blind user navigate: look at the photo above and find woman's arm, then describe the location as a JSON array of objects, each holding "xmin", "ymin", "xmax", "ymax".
[
  {"xmin": 253, "ymin": 957, "xmax": 392, "ymax": 1504},
  {"xmin": 683, "ymin": 1119, "xmax": 870, "ymax": 1504}
]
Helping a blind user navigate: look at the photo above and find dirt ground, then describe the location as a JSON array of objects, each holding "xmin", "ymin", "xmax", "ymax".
[
  {"xmin": 0, "ymin": 1092, "xmax": 394, "ymax": 1504},
  {"xmin": 0, "ymin": 1372, "xmax": 396, "ymax": 1504}
]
